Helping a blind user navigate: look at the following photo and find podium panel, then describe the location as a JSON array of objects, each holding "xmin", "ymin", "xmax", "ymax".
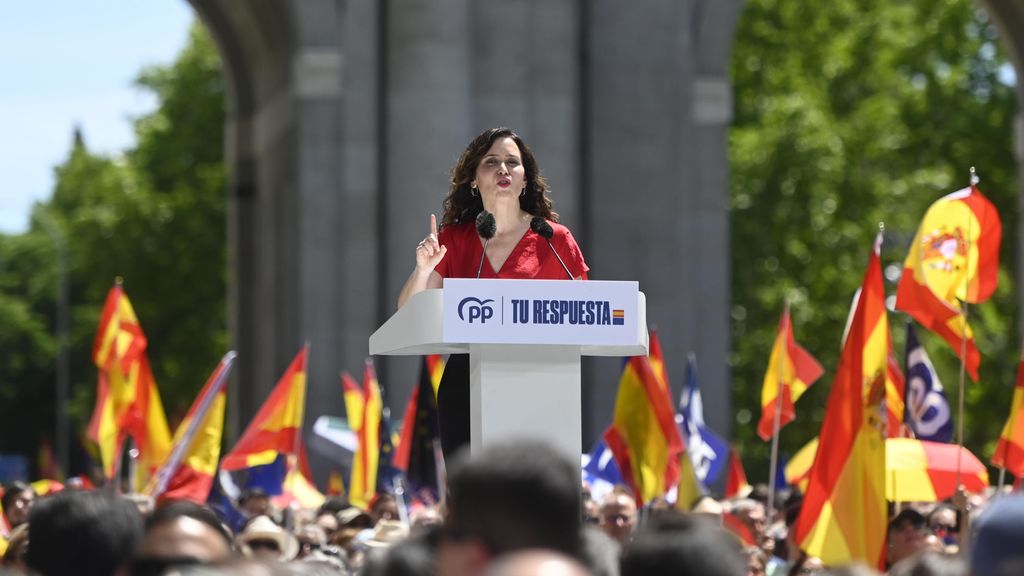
[{"xmin": 370, "ymin": 280, "xmax": 647, "ymax": 459}]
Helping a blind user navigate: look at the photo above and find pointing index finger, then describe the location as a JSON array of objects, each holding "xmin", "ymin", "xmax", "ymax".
[{"xmin": 430, "ymin": 214, "xmax": 438, "ymax": 236}]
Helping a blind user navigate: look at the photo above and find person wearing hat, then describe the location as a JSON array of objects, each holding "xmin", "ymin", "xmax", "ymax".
[{"xmin": 236, "ymin": 515, "xmax": 298, "ymax": 562}]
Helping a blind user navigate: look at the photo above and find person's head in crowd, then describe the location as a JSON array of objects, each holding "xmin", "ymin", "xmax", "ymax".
[
  {"xmin": 730, "ymin": 498, "xmax": 769, "ymax": 546},
  {"xmin": 620, "ymin": 510, "xmax": 745, "ymax": 576},
  {"xmin": 691, "ymin": 495, "xmax": 724, "ymax": 518},
  {"xmin": 314, "ymin": 509, "xmax": 339, "ymax": 537},
  {"xmin": 361, "ymin": 524, "xmax": 440, "ymax": 576},
  {"xmin": 970, "ymin": 493, "xmax": 1024, "ymax": 576},
  {"xmin": 787, "ymin": 552, "xmax": 824, "ymax": 576},
  {"xmin": 598, "ymin": 487, "xmax": 637, "ymax": 546},
  {"xmin": 887, "ymin": 508, "xmax": 927, "ymax": 567},
  {"xmin": 482, "ymin": 550, "xmax": 592, "ymax": 576},
  {"xmin": 743, "ymin": 546, "xmax": 767, "ymax": 576},
  {"xmin": 438, "ymin": 439, "xmax": 583, "ymax": 576},
  {"xmin": 26, "ymin": 490, "xmax": 143, "ymax": 576},
  {"xmin": 318, "ymin": 496, "xmax": 350, "ymax": 516},
  {"xmin": 236, "ymin": 514, "xmax": 298, "ymax": 562},
  {"xmin": 1, "ymin": 482, "xmax": 35, "ymax": 529},
  {"xmin": 337, "ymin": 506, "xmax": 374, "ymax": 531},
  {"xmin": 2, "ymin": 524, "xmax": 29, "ymax": 571},
  {"xmin": 887, "ymin": 550, "xmax": 966, "ymax": 576},
  {"xmin": 926, "ymin": 504, "xmax": 958, "ymax": 549},
  {"xmin": 365, "ymin": 520, "xmax": 411, "ymax": 550},
  {"xmin": 369, "ymin": 493, "xmax": 400, "ymax": 525},
  {"xmin": 295, "ymin": 523, "xmax": 327, "ymax": 559},
  {"xmin": 134, "ymin": 500, "xmax": 234, "ymax": 574},
  {"xmin": 238, "ymin": 487, "xmax": 271, "ymax": 518}
]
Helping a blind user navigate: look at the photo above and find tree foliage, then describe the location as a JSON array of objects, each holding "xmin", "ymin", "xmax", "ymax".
[
  {"xmin": 730, "ymin": 0, "xmax": 1018, "ymax": 480},
  {"xmin": 0, "ymin": 23, "xmax": 225, "ymax": 471}
]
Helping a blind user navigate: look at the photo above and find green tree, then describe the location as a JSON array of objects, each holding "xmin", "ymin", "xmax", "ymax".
[
  {"xmin": 730, "ymin": 0, "xmax": 1017, "ymax": 482},
  {"xmin": 0, "ymin": 22, "xmax": 226, "ymax": 470}
]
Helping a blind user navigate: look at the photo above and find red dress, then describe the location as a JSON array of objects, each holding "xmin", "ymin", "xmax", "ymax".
[
  {"xmin": 432, "ymin": 217, "xmax": 589, "ymax": 461},
  {"xmin": 434, "ymin": 219, "xmax": 589, "ymax": 280}
]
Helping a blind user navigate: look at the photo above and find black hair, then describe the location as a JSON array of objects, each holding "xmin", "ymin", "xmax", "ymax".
[
  {"xmin": 445, "ymin": 439, "xmax": 582, "ymax": 558},
  {"xmin": 620, "ymin": 511, "xmax": 746, "ymax": 576},
  {"xmin": 0, "ymin": 482, "xmax": 32, "ymax": 512},
  {"xmin": 26, "ymin": 490, "xmax": 143, "ymax": 576}
]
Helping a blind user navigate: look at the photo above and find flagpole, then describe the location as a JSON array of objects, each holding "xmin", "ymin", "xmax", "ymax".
[
  {"xmin": 766, "ymin": 302, "xmax": 788, "ymax": 521},
  {"xmin": 955, "ymin": 168, "xmax": 979, "ymax": 490}
]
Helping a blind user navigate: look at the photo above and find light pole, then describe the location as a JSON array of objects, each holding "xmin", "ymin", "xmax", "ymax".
[{"xmin": 37, "ymin": 213, "xmax": 70, "ymax": 478}]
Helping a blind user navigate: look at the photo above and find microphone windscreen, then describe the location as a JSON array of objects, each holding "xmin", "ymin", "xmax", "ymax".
[
  {"xmin": 530, "ymin": 216, "xmax": 554, "ymax": 240},
  {"xmin": 476, "ymin": 210, "xmax": 497, "ymax": 240}
]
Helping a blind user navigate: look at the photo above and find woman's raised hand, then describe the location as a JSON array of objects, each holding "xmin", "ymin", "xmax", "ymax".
[{"xmin": 415, "ymin": 214, "xmax": 447, "ymax": 272}]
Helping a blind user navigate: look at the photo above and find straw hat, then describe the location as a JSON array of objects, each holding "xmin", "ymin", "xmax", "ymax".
[
  {"xmin": 237, "ymin": 515, "xmax": 299, "ymax": 560},
  {"xmin": 364, "ymin": 520, "xmax": 410, "ymax": 549},
  {"xmin": 336, "ymin": 506, "xmax": 373, "ymax": 528}
]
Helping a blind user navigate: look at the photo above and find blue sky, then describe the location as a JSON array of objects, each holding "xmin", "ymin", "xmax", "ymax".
[{"xmin": 0, "ymin": 1, "xmax": 194, "ymax": 233}]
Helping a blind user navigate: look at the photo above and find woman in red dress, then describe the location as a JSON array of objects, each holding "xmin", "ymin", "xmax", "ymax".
[{"xmin": 397, "ymin": 127, "xmax": 589, "ymax": 458}]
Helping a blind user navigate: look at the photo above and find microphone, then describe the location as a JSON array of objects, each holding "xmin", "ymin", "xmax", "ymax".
[
  {"xmin": 530, "ymin": 217, "xmax": 574, "ymax": 280},
  {"xmin": 475, "ymin": 211, "xmax": 497, "ymax": 279}
]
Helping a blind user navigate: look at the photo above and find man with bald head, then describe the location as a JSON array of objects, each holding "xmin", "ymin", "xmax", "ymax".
[{"xmin": 134, "ymin": 500, "xmax": 234, "ymax": 572}]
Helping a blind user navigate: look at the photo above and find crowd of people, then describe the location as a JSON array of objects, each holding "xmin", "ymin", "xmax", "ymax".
[{"xmin": 0, "ymin": 438, "xmax": 1022, "ymax": 576}]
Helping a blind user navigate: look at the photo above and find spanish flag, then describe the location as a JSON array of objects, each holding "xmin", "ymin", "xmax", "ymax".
[
  {"xmin": 604, "ymin": 354, "xmax": 684, "ymax": 506},
  {"xmin": 992, "ymin": 355, "xmax": 1024, "ymax": 477},
  {"xmin": 221, "ymin": 346, "xmax": 308, "ymax": 470},
  {"xmin": 147, "ymin": 352, "xmax": 236, "ymax": 503},
  {"xmin": 895, "ymin": 185, "xmax": 1002, "ymax": 381},
  {"xmin": 725, "ymin": 448, "xmax": 752, "ymax": 499},
  {"xmin": 342, "ymin": 372, "xmax": 364, "ymax": 432},
  {"xmin": 794, "ymin": 232, "xmax": 888, "ymax": 569},
  {"xmin": 87, "ymin": 282, "xmax": 171, "ymax": 482},
  {"xmin": 349, "ymin": 359, "xmax": 383, "ymax": 508},
  {"xmin": 757, "ymin": 305, "xmax": 824, "ymax": 441}
]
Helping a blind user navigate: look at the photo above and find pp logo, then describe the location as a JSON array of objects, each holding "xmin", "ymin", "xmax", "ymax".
[{"xmin": 458, "ymin": 297, "xmax": 495, "ymax": 324}]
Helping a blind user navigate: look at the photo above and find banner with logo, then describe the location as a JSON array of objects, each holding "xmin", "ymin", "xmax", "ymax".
[{"xmin": 442, "ymin": 279, "xmax": 640, "ymax": 347}]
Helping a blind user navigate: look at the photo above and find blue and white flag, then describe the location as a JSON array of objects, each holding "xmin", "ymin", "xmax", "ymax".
[
  {"xmin": 583, "ymin": 439, "xmax": 623, "ymax": 503},
  {"xmin": 904, "ymin": 323, "xmax": 953, "ymax": 443},
  {"xmin": 676, "ymin": 353, "xmax": 729, "ymax": 487}
]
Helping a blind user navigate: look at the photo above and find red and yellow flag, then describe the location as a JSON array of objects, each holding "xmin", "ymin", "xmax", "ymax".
[
  {"xmin": 349, "ymin": 359, "xmax": 383, "ymax": 508},
  {"xmin": 757, "ymin": 305, "xmax": 824, "ymax": 440},
  {"xmin": 87, "ymin": 283, "xmax": 171, "ymax": 482},
  {"xmin": 896, "ymin": 185, "xmax": 1002, "ymax": 381},
  {"xmin": 992, "ymin": 356, "xmax": 1024, "ymax": 477},
  {"xmin": 221, "ymin": 346, "xmax": 308, "ymax": 470},
  {"xmin": 884, "ymin": 350, "xmax": 906, "ymax": 438},
  {"xmin": 794, "ymin": 233, "xmax": 888, "ymax": 569},
  {"xmin": 725, "ymin": 448, "xmax": 752, "ymax": 499},
  {"xmin": 147, "ymin": 352, "xmax": 236, "ymax": 504},
  {"xmin": 342, "ymin": 372, "xmax": 364, "ymax": 432},
  {"xmin": 604, "ymin": 354, "xmax": 684, "ymax": 507}
]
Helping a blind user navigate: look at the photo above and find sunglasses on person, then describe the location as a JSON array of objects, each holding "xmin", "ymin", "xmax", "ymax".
[{"xmin": 929, "ymin": 523, "xmax": 957, "ymax": 536}]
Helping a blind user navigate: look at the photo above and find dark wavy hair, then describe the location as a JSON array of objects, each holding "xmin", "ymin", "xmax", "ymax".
[{"xmin": 441, "ymin": 127, "xmax": 559, "ymax": 228}]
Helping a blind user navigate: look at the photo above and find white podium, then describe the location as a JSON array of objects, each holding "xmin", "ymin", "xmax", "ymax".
[{"xmin": 369, "ymin": 279, "xmax": 648, "ymax": 459}]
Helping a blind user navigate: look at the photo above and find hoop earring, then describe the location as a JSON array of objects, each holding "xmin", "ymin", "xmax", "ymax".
[{"xmin": 471, "ymin": 187, "xmax": 479, "ymax": 197}]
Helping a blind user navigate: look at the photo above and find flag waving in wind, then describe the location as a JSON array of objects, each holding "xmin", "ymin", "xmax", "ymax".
[
  {"xmin": 904, "ymin": 324, "xmax": 953, "ymax": 443},
  {"xmin": 221, "ymin": 346, "xmax": 308, "ymax": 470},
  {"xmin": 992, "ymin": 355, "xmax": 1024, "ymax": 477},
  {"xmin": 896, "ymin": 184, "xmax": 1001, "ymax": 381},
  {"xmin": 147, "ymin": 352, "xmax": 236, "ymax": 503},
  {"xmin": 758, "ymin": 305, "xmax": 824, "ymax": 441},
  {"xmin": 349, "ymin": 359, "xmax": 383, "ymax": 508},
  {"xmin": 794, "ymin": 232, "xmax": 888, "ymax": 569},
  {"xmin": 87, "ymin": 282, "xmax": 171, "ymax": 483},
  {"xmin": 676, "ymin": 353, "xmax": 729, "ymax": 487}
]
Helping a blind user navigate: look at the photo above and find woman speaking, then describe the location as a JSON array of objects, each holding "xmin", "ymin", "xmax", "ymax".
[{"xmin": 397, "ymin": 126, "xmax": 589, "ymax": 458}]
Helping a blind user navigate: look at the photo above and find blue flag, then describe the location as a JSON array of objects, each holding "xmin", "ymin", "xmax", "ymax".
[
  {"xmin": 584, "ymin": 439, "xmax": 624, "ymax": 487},
  {"xmin": 904, "ymin": 323, "xmax": 953, "ymax": 443},
  {"xmin": 676, "ymin": 354, "xmax": 729, "ymax": 487}
]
